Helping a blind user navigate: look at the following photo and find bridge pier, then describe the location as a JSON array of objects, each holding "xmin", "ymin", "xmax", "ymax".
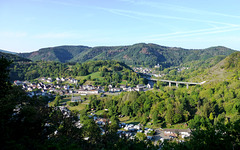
[
  {"xmin": 169, "ymin": 82, "xmax": 171, "ymax": 87},
  {"xmin": 176, "ymin": 83, "xmax": 178, "ymax": 88},
  {"xmin": 186, "ymin": 84, "xmax": 189, "ymax": 89}
]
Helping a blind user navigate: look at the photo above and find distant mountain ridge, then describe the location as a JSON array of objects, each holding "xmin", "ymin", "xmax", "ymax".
[
  {"xmin": 0, "ymin": 49, "xmax": 17, "ymax": 54},
  {"xmin": 17, "ymin": 43, "xmax": 236, "ymax": 67},
  {"xmin": 18, "ymin": 45, "xmax": 90, "ymax": 63},
  {"xmin": 0, "ymin": 51, "xmax": 31, "ymax": 62}
]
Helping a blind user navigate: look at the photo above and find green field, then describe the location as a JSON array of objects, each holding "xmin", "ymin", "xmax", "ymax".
[
  {"xmin": 75, "ymin": 72, "xmax": 104, "ymax": 81},
  {"xmin": 49, "ymin": 97, "xmax": 90, "ymax": 111}
]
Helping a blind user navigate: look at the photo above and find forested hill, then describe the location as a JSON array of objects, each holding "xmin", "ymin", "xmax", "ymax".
[
  {"xmin": 17, "ymin": 43, "xmax": 236, "ymax": 67},
  {"xmin": 194, "ymin": 52, "xmax": 240, "ymax": 83},
  {"xmin": 0, "ymin": 51, "xmax": 31, "ymax": 62},
  {"xmin": 18, "ymin": 45, "xmax": 91, "ymax": 63},
  {"xmin": 0, "ymin": 49, "xmax": 16, "ymax": 54},
  {"xmin": 164, "ymin": 51, "xmax": 240, "ymax": 84},
  {"xmin": 9, "ymin": 60, "xmax": 145, "ymax": 86}
]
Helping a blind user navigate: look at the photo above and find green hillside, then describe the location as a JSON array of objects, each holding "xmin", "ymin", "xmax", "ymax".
[
  {"xmin": 17, "ymin": 43, "xmax": 236, "ymax": 68},
  {"xmin": 18, "ymin": 45, "xmax": 90, "ymax": 63},
  {"xmin": 0, "ymin": 51, "xmax": 31, "ymax": 62},
  {"xmin": 188, "ymin": 52, "xmax": 240, "ymax": 83},
  {"xmin": 9, "ymin": 60, "xmax": 145, "ymax": 86}
]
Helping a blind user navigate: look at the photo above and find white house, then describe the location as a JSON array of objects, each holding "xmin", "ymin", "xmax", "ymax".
[{"xmin": 78, "ymin": 90, "xmax": 99, "ymax": 95}]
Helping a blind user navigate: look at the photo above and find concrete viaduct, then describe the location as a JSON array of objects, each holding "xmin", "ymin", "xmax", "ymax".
[{"xmin": 151, "ymin": 79, "xmax": 206, "ymax": 89}]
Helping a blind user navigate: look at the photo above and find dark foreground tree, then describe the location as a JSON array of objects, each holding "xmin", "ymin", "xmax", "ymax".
[
  {"xmin": 161, "ymin": 121, "xmax": 240, "ymax": 150},
  {"xmin": 0, "ymin": 57, "xmax": 157, "ymax": 150}
]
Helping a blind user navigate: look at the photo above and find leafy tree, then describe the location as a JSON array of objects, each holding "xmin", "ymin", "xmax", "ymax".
[
  {"xmin": 0, "ymin": 57, "xmax": 12, "ymax": 97},
  {"xmin": 152, "ymin": 111, "xmax": 158, "ymax": 125},
  {"xmin": 54, "ymin": 95, "xmax": 61, "ymax": 106},
  {"xmin": 104, "ymin": 85, "xmax": 109, "ymax": 92},
  {"xmin": 209, "ymin": 112, "xmax": 214, "ymax": 120},
  {"xmin": 136, "ymin": 132, "xmax": 147, "ymax": 141}
]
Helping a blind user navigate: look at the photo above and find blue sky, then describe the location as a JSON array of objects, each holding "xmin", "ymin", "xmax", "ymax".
[{"xmin": 1, "ymin": 0, "xmax": 240, "ymax": 52}]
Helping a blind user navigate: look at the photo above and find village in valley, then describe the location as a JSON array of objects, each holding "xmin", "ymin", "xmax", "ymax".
[
  {"xmin": 14, "ymin": 76, "xmax": 152, "ymax": 97},
  {"xmin": 13, "ymin": 72, "xmax": 192, "ymax": 145}
]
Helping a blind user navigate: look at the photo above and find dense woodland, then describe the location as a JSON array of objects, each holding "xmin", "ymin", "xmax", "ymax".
[
  {"xmin": 86, "ymin": 79, "xmax": 240, "ymax": 128},
  {"xmin": 81, "ymin": 53, "xmax": 240, "ymax": 130},
  {"xmin": 9, "ymin": 60, "xmax": 146, "ymax": 86},
  {"xmin": 18, "ymin": 43, "xmax": 235, "ymax": 67},
  {"xmin": 160, "ymin": 55, "xmax": 227, "ymax": 81},
  {"xmin": 1, "ymin": 49, "xmax": 240, "ymax": 149}
]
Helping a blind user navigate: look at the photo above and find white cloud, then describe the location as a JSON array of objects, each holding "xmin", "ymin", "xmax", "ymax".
[
  {"xmin": 105, "ymin": 8, "xmax": 236, "ymax": 26},
  {"xmin": 144, "ymin": 26, "xmax": 240, "ymax": 41},
  {"xmin": 120, "ymin": 0, "xmax": 240, "ymax": 19}
]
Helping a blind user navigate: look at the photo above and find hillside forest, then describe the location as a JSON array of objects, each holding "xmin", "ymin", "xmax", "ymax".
[{"xmin": 1, "ymin": 49, "xmax": 240, "ymax": 149}]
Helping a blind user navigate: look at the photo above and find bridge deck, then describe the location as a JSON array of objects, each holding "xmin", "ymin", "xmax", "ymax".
[{"xmin": 151, "ymin": 79, "xmax": 206, "ymax": 85}]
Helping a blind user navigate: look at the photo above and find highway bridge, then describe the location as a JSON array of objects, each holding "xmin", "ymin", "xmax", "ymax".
[{"xmin": 151, "ymin": 79, "xmax": 206, "ymax": 89}]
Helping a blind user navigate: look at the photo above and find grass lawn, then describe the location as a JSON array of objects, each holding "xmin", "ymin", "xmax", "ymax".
[
  {"xmin": 48, "ymin": 97, "xmax": 71, "ymax": 107},
  {"xmin": 119, "ymin": 116, "xmax": 130, "ymax": 122},
  {"xmin": 168, "ymin": 123, "xmax": 188, "ymax": 129},
  {"xmin": 119, "ymin": 116, "xmax": 140, "ymax": 125},
  {"xmin": 119, "ymin": 80, "xmax": 127, "ymax": 85},
  {"xmin": 95, "ymin": 110, "xmax": 105, "ymax": 116},
  {"xmin": 68, "ymin": 104, "xmax": 87, "ymax": 111},
  {"xmin": 61, "ymin": 98, "xmax": 71, "ymax": 103},
  {"xmin": 48, "ymin": 101, "xmax": 54, "ymax": 107},
  {"xmin": 90, "ymin": 72, "xmax": 104, "ymax": 80},
  {"xmin": 75, "ymin": 72, "xmax": 104, "ymax": 81},
  {"xmin": 68, "ymin": 99, "xmax": 90, "ymax": 111},
  {"xmin": 48, "ymin": 96, "xmax": 90, "ymax": 111}
]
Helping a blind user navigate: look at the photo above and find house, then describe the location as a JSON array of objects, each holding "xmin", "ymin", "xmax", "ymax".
[
  {"xmin": 70, "ymin": 79, "xmax": 78, "ymax": 84},
  {"xmin": 41, "ymin": 89, "xmax": 47, "ymax": 93},
  {"xmin": 63, "ymin": 85, "xmax": 70, "ymax": 90},
  {"xmin": 155, "ymin": 64, "xmax": 160, "ymax": 68},
  {"xmin": 120, "ymin": 85, "xmax": 127, "ymax": 90},
  {"xmin": 31, "ymin": 83, "xmax": 37, "ymax": 89},
  {"xmin": 163, "ymin": 129, "xmax": 191, "ymax": 138},
  {"xmin": 136, "ymin": 84, "xmax": 145, "ymax": 89},
  {"xmin": 27, "ymin": 87, "xmax": 33, "ymax": 91},
  {"xmin": 109, "ymin": 88, "xmax": 121, "ymax": 93},
  {"xmin": 147, "ymin": 83, "xmax": 152, "ymax": 88},
  {"xmin": 22, "ymin": 84, "xmax": 28, "ymax": 90},
  {"xmin": 14, "ymin": 80, "xmax": 23, "ymax": 86},
  {"xmin": 108, "ymin": 85, "xmax": 113, "ymax": 89},
  {"xmin": 23, "ymin": 81, "xmax": 31, "ymax": 85},
  {"xmin": 69, "ymin": 90, "xmax": 75, "ymax": 94},
  {"xmin": 81, "ymin": 85, "xmax": 95, "ymax": 90},
  {"xmin": 135, "ymin": 87, "xmax": 144, "ymax": 92},
  {"xmin": 133, "ymin": 124, "xmax": 141, "ymax": 130},
  {"xmin": 78, "ymin": 90, "xmax": 99, "ymax": 95},
  {"xmin": 56, "ymin": 85, "xmax": 61, "ymax": 89},
  {"xmin": 37, "ymin": 83, "xmax": 43, "ymax": 89},
  {"xmin": 40, "ymin": 77, "xmax": 46, "ymax": 81}
]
